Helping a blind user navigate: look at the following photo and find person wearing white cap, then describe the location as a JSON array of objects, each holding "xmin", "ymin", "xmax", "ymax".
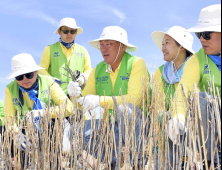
[
  {"xmin": 171, "ymin": 4, "xmax": 221, "ymax": 169},
  {"xmin": 68, "ymin": 26, "xmax": 149, "ymax": 168},
  {"xmin": 4, "ymin": 53, "xmax": 74, "ymax": 152},
  {"xmin": 39, "ymin": 17, "xmax": 92, "ymax": 95},
  {"xmin": 151, "ymin": 26, "xmax": 195, "ymax": 169}
]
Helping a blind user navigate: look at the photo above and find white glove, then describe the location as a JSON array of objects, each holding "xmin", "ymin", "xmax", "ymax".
[
  {"xmin": 76, "ymin": 75, "xmax": 85, "ymax": 87},
  {"xmin": 78, "ymin": 95, "xmax": 100, "ymax": 111},
  {"xmin": 26, "ymin": 110, "xmax": 44, "ymax": 123},
  {"xmin": 67, "ymin": 81, "xmax": 82, "ymax": 97},
  {"xmin": 15, "ymin": 132, "xmax": 27, "ymax": 151},
  {"xmin": 168, "ymin": 118, "xmax": 186, "ymax": 144}
]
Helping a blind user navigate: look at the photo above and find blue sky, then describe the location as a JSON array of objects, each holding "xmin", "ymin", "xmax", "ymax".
[{"xmin": 0, "ymin": 0, "xmax": 221, "ymax": 101}]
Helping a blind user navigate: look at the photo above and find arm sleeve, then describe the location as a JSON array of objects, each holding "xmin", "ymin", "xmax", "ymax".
[
  {"xmin": 50, "ymin": 80, "xmax": 74, "ymax": 118},
  {"xmin": 100, "ymin": 58, "xmax": 149, "ymax": 109},
  {"xmin": 4, "ymin": 88, "xmax": 18, "ymax": 133},
  {"xmin": 172, "ymin": 55, "xmax": 200, "ymax": 122},
  {"xmin": 154, "ymin": 68, "xmax": 166, "ymax": 112},
  {"xmin": 39, "ymin": 46, "xmax": 51, "ymax": 76},
  {"xmin": 82, "ymin": 68, "xmax": 97, "ymax": 96}
]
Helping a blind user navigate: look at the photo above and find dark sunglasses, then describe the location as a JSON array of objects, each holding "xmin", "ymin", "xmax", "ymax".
[
  {"xmin": 195, "ymin": 32, "xmax": 214, "ymax": 40},
  {"xmin": 60, "ymin": 29, "xmax": 77, "ymax": 34},
  {"xmin": 15, "ymin": 72, "xmax": 34, "ymax": 81}
]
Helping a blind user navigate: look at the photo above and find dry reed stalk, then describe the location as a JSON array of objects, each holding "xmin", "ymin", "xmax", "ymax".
[
  {"xmin": 1, "ymin": 77, "xmax": 221, "ymax": 170},
  {"xmin": 195, "ymin": 84, "xmax": 209, "ymax": 170}
]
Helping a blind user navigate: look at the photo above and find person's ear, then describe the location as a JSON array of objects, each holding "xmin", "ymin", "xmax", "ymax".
[
  {"xmin": 180, "ymin": 47, "xmax": 186, "ymax": 52},
  {"xmin": 121, "ymin": 44, "xmax": 127, "ymax": 52},
  {"xmin": 58, "ymin": 27, "xmax": 62, "ymax": 35}
]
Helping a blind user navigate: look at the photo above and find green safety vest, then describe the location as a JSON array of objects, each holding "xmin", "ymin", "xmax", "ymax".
[
  {"xmin": 95, "ymin": 52, "xmax": 136, "ymax": 117},
  {"xmin": 196, "ymin": 48, "xmax": 221, "ymax": 97},
  {"xmin": 49, "ymin": 42, "xmax": 85, "ymax": 95},
  {"xmin": 7, "ymin": 74, "xmax": 54, "ymax": 120},
  {"xmin": 0, "ymin": 100, "xmax": 4, "ymax": 126},
  {"xmin": 159, "ymin": 65, "xmax": 175, "ymax": 110}
]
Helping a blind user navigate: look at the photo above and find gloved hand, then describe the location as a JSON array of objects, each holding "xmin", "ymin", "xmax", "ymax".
[
  {"xmin": 54, "ymin": 77, "xmax": 63, "ymax": 85},
  {"xmin": 26, "ymin": 110, "xmax": 44, "ymax": 132},
  {"xmin": 76, "ymin": 74, "xmax": 85, "ymax": 87},
  {"xmin": 67, "ymin": 81, "xmax": 82, "ymax": 97},
  {"xmin": 15, "ymin": 132, "xmax": 27, "ymax": 151},
  {"xmin": 168, "ymin": 118, "xmax": 186, "ymax": 144},
  {"xmin": 78, "ymin": 95, "xmax": 100, "ymax": 111}
]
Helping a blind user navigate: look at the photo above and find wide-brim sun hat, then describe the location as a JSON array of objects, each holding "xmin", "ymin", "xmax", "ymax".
[
  {"xmin": 6, "ymin": 53, "xmax": 45, "ymax": 80},
  {"xmin": 89, "ymin": 26, "xmax": 138, "ymax": 52},
  {"xmin": 152, "ymin": 26, "xmax": 195, "ymax": 54},
  {"xmin": 188, "ymin": 4, "xmax": 221, "ymax": 33},
  {"xmin": 54, "ymin": 18, "xmax": 83, "ymax": 35}
]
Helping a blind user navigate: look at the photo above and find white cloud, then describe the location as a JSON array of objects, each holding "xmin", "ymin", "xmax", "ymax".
[
  {"xmin": 60, "ymin": 0, "xmax": 127, "ymax": 24},
  {"xmin": 0, "ymin": 0, "xmax": 59, "ymax": 27},
  {"xmin": 113, "ymin": 9, "xmax": 126, "ymax": 23}
]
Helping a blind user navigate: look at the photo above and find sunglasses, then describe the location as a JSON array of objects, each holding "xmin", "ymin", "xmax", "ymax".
[
  {"xmin": 15, "ymin": 72, "xmax": 34, "ymax": 81},
  {"xmin": 60, "ymin": 29, "xmax": 77, "ymax": 34},
  {"xmin": 195, "ymin": 32, "xmax": 214, "ymax": 40}
]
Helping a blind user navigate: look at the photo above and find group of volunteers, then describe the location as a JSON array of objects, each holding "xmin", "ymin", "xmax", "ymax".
[{"xmin": 0, "ymin": 4, "xmax": 221, "ymax": 169}]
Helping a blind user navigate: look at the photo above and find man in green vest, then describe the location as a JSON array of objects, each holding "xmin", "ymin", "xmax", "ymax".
[
  {"xmin": 171, "ymin": 4, "xmax": 221, "ymax": 169},
  {"xmin": 39, "ymin": 17, "xmax": 92, "ymax": 95},
  {"xmin": 4, "ymin": 53, "xmax": 74, "ymax": 152},
  {"xmin": 68, "ymin": 26, "xmax": 149, "ymax": 168}
]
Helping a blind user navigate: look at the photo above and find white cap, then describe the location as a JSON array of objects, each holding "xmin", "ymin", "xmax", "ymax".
[
  {"xmin": 54, "ymin": 18, "xmax": 83, "ymax": 35},
  {"xmin": 89, "ymin": 26, "xmax": 138, "ymax": 52},
  {"xmin": 6, "ymin": 53, "xmax": 45, "ymax": 79},
  {"xmin": 152, "ymin": 26, "xmax": 195, "ymax": 54},
  {"xmin": 188, "ymin": 4, "xmax": 221, "ymax": 32}
]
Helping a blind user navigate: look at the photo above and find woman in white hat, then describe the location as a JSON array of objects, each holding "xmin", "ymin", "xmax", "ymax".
[
  {"xmin": 172, "ymin": 4, "xmax": 221, "ymax": 169},
  {"xmin": 152, "ymin": 26, "xmax": 195, "ymax": 169},
  {"xmin": 39, "ymin": 17, "xmax": 92, "ymax": 95},
  {"xmin": 4, "ymin": 53, "xmax": 74, "ymax": 152},
  {"xmin": 68, "ymin": 26, "xmax": 149, "ymax": 168}
]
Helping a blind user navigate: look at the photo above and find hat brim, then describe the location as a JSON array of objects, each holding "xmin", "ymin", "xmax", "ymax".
[
  {"xmin": 6, "ymin": 65, "xmax": 45, "ymax": 80},
  {"xmin": 188, "ymin": 25, "xmax": 221, "ymax": 33},
  {"xmin": 54, "ymin": 27, "xmax": 83, "ymax": 35},
  {"xmin": 89, "ymin": 37, "xmax": 138, "ymax": 52},
  {"xmin": 152, "ymin": 31, "xmax": 195, "ymax": 54}
]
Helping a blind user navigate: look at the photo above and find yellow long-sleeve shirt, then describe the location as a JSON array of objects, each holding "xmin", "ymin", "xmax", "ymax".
[
  {"xmin": 82, "ymin": 57, "xmax": 149, "ymax": 109},
  {"xmin": 154, "ymin": 68, "xmax": 179, "ymax": 112},
  {"xmin": 39, "ymin": 43, "xmax": 92, "ymax": 77},
  {"xmin": 172, "ymin": 55, "xmax": 201, "ymax": 122},
  {"xmin": 4, "ymin": 76, "xmax": 74, "ymax": 133}
]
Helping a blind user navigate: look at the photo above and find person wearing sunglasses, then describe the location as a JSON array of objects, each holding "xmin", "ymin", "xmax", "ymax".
[
  {"xmin": 3, "ymin": 53, "xmax": 74, "ymax": 153},
  {"xmin": 171, "ymin": 4, "xmax": 221, "ymax": 169},
  {"xmin": 39, "ymin": 17, "xmax": 92, "ymax": 95},
  {"xmin": 68, "ymin": 26, "xmax": 149, "ymax": 168},
  {"xmin": 151, "ymin": 26, "xmax": 195, "ymax": 169}
]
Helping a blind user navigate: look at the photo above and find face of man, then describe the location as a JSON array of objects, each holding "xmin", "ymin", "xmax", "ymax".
[
  {"xmin": 16, "ymin": 71, "xmax": 38, "ymax": 89},
  {"xmin": 100, "ymin": 40, "xmax": 126, "ymax": 65},
  {"xmin": 58, "ymin": 26, "xmax": 77, "ymax": 43},
  {"xmin": 200, "ymin": 32, "xmax": 221, "ymax": 55}
]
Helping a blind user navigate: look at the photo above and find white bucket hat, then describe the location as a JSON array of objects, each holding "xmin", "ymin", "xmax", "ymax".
[
  {"xmin": 6, "ymin": 53, "xmax": 45, "ymax": 79},
  {"xmin": 54, "ymin": 18, "xmax": 83, "ymax": 35},
  {"xmin": 152, "ymin": 26, "xmax": 195, "ymax": 54},
  {"xmin": 89, "ymin": 26, "xmax": 138, "ymax": 52},
  {"xmin": 188, "ymin": 4, "xmax": 221, "ymax": 33}
]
